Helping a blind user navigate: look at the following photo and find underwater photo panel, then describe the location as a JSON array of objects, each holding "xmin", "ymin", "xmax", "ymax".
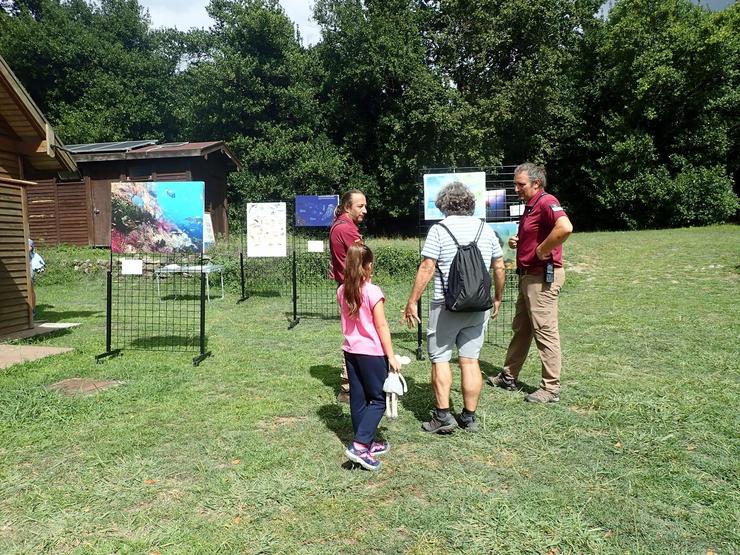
[
  {"xmin": 423, "ymin": 172, "xmax": 486, "ymax": 220},
  {"xmin": 295, "ymin": 195, "xmax": 339, "ymax": 227},
  {"xmin": 488, "ymin": 221, "xmax": 519, "ymax": 267},
  {"xmin": 111, "ymin": 181, "xmax": 205, "ymax": 254}
]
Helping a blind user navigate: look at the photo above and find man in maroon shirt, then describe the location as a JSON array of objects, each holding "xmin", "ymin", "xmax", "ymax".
[
  {"xmin": 329, "ymin": 190, "xmax": 367, "ymax": 402},
  {"xmin": 488, "ymin": 163, "xmax": 573, "ymax": 403}
]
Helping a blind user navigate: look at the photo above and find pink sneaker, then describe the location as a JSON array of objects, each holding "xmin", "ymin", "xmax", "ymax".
[
  {"xmin": 345, "ymin": 444, "xmax": 381, "ymax": 471},
  {"xmin": 369, "ymin": 441, "xmax": 390, "ymax": 456}
]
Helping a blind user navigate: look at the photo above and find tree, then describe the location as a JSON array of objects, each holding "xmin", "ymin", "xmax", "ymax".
[
  {"xmin": 0, "ymin": 0, "xmax": 182, "ymax": 143},
  {"xmin": 178, "ymin": 0, "xmax": 366, "ymax": 223},
  {"xmin": 314, "ymin": 0, "xmax": 486, "ymax": 227},
  {"xmin": 562, "ymin": 0, "xmax": 738, "ymax": 229},
  {"xmin": 424, "ymin": 0, "xmax": 602, "ymax": 169}
]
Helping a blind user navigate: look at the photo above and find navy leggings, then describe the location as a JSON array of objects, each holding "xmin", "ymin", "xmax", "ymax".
[{"xmin": 344, "ymin": 352, "xmax": 388, "ymax": 446}]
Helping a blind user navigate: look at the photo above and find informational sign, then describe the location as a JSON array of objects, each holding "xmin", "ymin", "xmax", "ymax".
[
  {"xmin": 423, "ymin": 172, "xmax": 486, "ymax": 220},
  {"xmin": 488, "ymin": 221, "xmax": 519, "ymax": 267},
  {"xmin": 111, "ymin": 181, "xmax": 204, "ymax": 254},
  {"xmin": 121, "ymin": 259, "xmax": 144, "ymax": 275},
  {"xmin": 510, "ymin": 204, "xmax": 525, "ymax": 217},
  {"xmin": 486, "ymin": 189, "xmax": 507, "ymax": 221},
  {"xmin": 203, "ymin": 212, "xmax": 215, "ymax": 245},
  {"xmin": 247, "ymin": 202, "xmax": 287, "ymax": 257},
  {"xmin": 307, "ymin": 240, "xmax": 324, "ymax": 253},
  {"xmin": 295, "ymin": 195, "xmax": 339, "ymax": 227}
]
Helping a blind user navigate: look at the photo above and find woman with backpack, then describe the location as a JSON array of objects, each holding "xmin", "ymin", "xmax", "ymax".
[{"xmin": 403, "ymin": 182, "xmax": 506, "ymax": 433}]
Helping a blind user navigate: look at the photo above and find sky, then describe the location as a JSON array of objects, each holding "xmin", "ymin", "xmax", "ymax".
[
  {"xmin": 140, "ymin": 0, "xmax": 734, "ymax": 45},
  {"xmin": 140, "ymin": 0, "xmax": 321, "ymax": 45}
]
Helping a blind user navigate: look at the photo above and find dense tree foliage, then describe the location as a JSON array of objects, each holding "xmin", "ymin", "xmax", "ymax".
[
  {"xmin": 0, "ymin": 0, "xmax": 182, "ymax": 142},
  {"xmin": 558, "ymin": 0, "xmax": 739, "ymax": 228},
  {"xmin": 0, "ymin": 0, "xmax": 736, "ymax": 231}
]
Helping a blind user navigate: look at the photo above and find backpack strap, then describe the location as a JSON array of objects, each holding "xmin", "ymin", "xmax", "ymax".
[
  {"xmin": 436, "ymin": 223, "xmax": 459, "ymax": 247},
  {"xmin": 473, "ymin": 220, "xmax": 485, "ymax": 243},
  {"xmin": 434, "ymin": 223, "xmax": 460, "ymax": 294}
]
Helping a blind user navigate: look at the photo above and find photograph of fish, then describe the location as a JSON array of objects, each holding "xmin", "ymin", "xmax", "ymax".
[
  {"xmin": 111, "ymin": 181, "xmax": 205, "ymax": 254},
  {"xmin": 488, "ymin": 221, "xmax": 519, "ymax": 269}
]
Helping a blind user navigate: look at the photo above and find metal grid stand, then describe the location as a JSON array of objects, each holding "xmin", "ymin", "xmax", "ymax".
[
  {"xmin": 415, "ymin": 166, "xmax": 521, "ymax": 358},
  {"xmin": 96, "ymin": 250, "xmax": 211, "ymax": 366}
]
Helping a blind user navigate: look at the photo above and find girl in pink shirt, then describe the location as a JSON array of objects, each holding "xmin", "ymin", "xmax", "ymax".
[{"xmin": 338, "ymin": 244, "xmax": 401, "ymax": 471}]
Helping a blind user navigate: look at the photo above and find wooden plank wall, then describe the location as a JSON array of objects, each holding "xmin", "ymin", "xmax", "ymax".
[
  {"xmin": 0, "ymin": 112, "xmax": 21, "ymax": 179},
  {"xmin": 27, "ymin": 179, "xmax": 90, "ymax": 245},
  {"xmin": 0, "ymin": 180, "xmax": 32, "ymax": 335}
]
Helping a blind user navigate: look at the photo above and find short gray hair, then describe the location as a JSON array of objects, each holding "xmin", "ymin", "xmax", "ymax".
[
  {"xmin": 435, "ymin": 181, "xmax": 475, "ymax": 216},
  {"xmin": 515, "ymin": 163, "xmax": 547, "ymax": 189}
]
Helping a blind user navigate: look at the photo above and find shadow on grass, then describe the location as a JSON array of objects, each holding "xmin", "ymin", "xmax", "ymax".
[
  {"xmin": 36, "ymin": 304, "xmax": 101, "ymax": 320},
  {"xmin": 284, "ymin": 312, "xmax": 340, "ymax": 322},
  {"xmin": 130, "ymin": 336, "xmax": 202, "ymax": 350},
  {"xmin": 398, "ymin": 373, "xmax": 438, "ymax": 423},
  {"xmin": 317, "ymin": 404, "xmax": 353, "ymax": 445},
  {"xmin": 159, "ymin": 294, "xmax": 201, "ymax": 301},
  {"xmin": 479, "ymin": 359, "xmax": 537, "ymax": 394},
  {"xmin": 310, "ymin": 364, "xmax": 340, "ymax": 392},
  {"xmin": 243, "ymin": 290, "xmax": 281, "ymax": 298},
  {"xmin": 15, "ymin": 327, "xmax": 75, "ymax": 344}
]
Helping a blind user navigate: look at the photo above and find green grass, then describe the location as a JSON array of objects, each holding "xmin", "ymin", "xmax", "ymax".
[{"xmin": 1, "ymin": 226, "xmax": 738, "ymax": 554}]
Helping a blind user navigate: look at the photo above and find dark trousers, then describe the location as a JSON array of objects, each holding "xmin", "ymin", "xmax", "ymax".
[{"xmin": 344, "ymin": 352, "xmax": 388, "ymax": 446}]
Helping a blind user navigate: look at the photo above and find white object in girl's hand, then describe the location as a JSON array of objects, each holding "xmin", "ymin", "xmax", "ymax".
[{"xmin": 384, "ymin": 354, "xmax": 409, "ymax": 419}]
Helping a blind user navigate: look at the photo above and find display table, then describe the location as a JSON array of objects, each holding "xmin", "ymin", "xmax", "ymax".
[{"xmin": 154, "ymin": 264, "xmax": 224, "ymax": 301}]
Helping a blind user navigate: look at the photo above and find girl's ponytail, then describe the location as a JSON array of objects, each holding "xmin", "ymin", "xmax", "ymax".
[{"xmin": 343, "ymin": 243, "xmax": 373, "ymax": 317}]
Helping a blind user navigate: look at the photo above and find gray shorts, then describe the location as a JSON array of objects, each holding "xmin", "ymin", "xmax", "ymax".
[{"xmin": 427, "ymin": 301, "xmax": 490, "ymax": 362}]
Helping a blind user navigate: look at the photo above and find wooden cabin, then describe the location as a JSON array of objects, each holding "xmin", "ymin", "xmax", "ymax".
[
  {"xmin": 0, "ymin": 56, "xmax": 77, "ymax": 336},
  {"xmin": 26, "ymin": 140, "xmax": 241, "ymax": 246}
]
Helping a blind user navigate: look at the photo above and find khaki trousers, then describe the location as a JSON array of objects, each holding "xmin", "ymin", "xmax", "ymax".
[{"xmin": 502, "ymin": 268, "xmax": 565, "ymax": 392}]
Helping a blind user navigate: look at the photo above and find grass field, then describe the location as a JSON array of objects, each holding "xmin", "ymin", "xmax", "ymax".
[{"xmin": 1, "ymin": 226, "xmax": 738, "ymax": 554}]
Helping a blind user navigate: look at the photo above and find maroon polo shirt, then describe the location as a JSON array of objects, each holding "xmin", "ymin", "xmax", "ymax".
[
  {"xmin": 329, "ymin": 213, "xmax": 362, "ymax": 284},
  {"xmin": 516, "ymin": 191, "xmax": 567, "ymax": 270}
]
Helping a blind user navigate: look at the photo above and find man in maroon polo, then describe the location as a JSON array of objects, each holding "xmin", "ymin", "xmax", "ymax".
[
  {"xmin": 488, "ymin": 163, "xmax": 573, "ymax": 403},
  {"xmin": 329, "ymin": 190, "xmax": 367, "ymax": 402}
]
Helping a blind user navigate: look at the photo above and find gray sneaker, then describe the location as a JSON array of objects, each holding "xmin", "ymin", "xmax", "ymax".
[
  {"xmin": 459, "ymin": 415, "xmax": 479, "ymax": 432},
  {"xmin": 421, "ymin": 411, "xmax": 458, "ymax": 434},
  {"xmin": 487, "ymin": 372, "xmax": 517, "ymax": 391},
  {"xmin": 524, "ymin": 388, "xmax": 560, "ymax": 403}
]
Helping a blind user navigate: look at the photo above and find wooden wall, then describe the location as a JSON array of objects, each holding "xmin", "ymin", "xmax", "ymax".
[
  {"xmin": 191, "ymin": 156, "xmax": 229, "ymax": 237},
  {"xmin": 0, "ymin": 178, "xmax": 32, "ymax": 335},
  {"xmin": 27, "ymin": 178, "xmax": 91, "ymax": 245},
  {"xmin": 0, "ymin": 117, "xmax": 21, "ymax": 179}
]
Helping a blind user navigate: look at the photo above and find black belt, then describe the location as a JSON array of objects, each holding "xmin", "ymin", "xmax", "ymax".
[{"xmin": 517, "ymin": 267, "xmax": 545, "ymax": 276}]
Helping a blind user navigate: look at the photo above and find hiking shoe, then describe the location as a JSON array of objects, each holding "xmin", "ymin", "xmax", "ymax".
[
  {"xmin": 487, "ymin": 372, "xmax": 517, "ymax": 391},
  {"xmin": 345, "ymin": 445, "xmax": 382, "ymax": 471},
  {"xmin": 421, "ymin": 411, "xmax": 458, "ymax": 434},
  {"xmin": 337, "ymin": 391, "xmax": 350, "ymax": 404},
  {"xmin": 459, "ymin": 415, "xmax": 479, "ymax": 433},
  {"xmin": 369, "ymin": 441, "xmax": 390, "ymax": 456},
  {"xmin": 524, "ymin": 388, "xmax": 560, "ymax": 403}
]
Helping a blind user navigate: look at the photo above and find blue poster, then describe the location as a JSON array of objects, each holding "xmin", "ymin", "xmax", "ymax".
[{"xmin": 295, "ymin": 195, "xmax": 339, "ymax": 227}]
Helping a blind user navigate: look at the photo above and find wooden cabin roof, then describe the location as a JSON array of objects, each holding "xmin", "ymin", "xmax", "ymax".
[
  {"xmin": 67, "ymin": 140, "xmax": 241, "ymax": 170},
  {"xmin": 0, "ymin": 56, "xmax": 77, "ymax": 173}
]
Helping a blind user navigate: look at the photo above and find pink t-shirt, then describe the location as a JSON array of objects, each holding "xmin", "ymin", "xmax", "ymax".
[{"xmin": 337, "ymin": 281, "xmax": 385, "ymax": 356}]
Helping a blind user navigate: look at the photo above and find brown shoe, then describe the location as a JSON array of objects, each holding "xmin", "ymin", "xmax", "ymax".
[
  {"xmin": 337, "ymin": 391, "xmax": 350, "ymax": 404},
  {"xmin": 524, "ymin": 388, "xmax": 560, "ymax": 403},
  {"xmin": 487, "ymin": 372, "xmax": 517, "ymax": 391}
]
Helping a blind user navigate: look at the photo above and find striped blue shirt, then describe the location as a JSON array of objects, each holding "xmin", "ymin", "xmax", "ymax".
[{"xmin": 421, "ymin": 215, "xmax": 503, "ymax": 301}]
